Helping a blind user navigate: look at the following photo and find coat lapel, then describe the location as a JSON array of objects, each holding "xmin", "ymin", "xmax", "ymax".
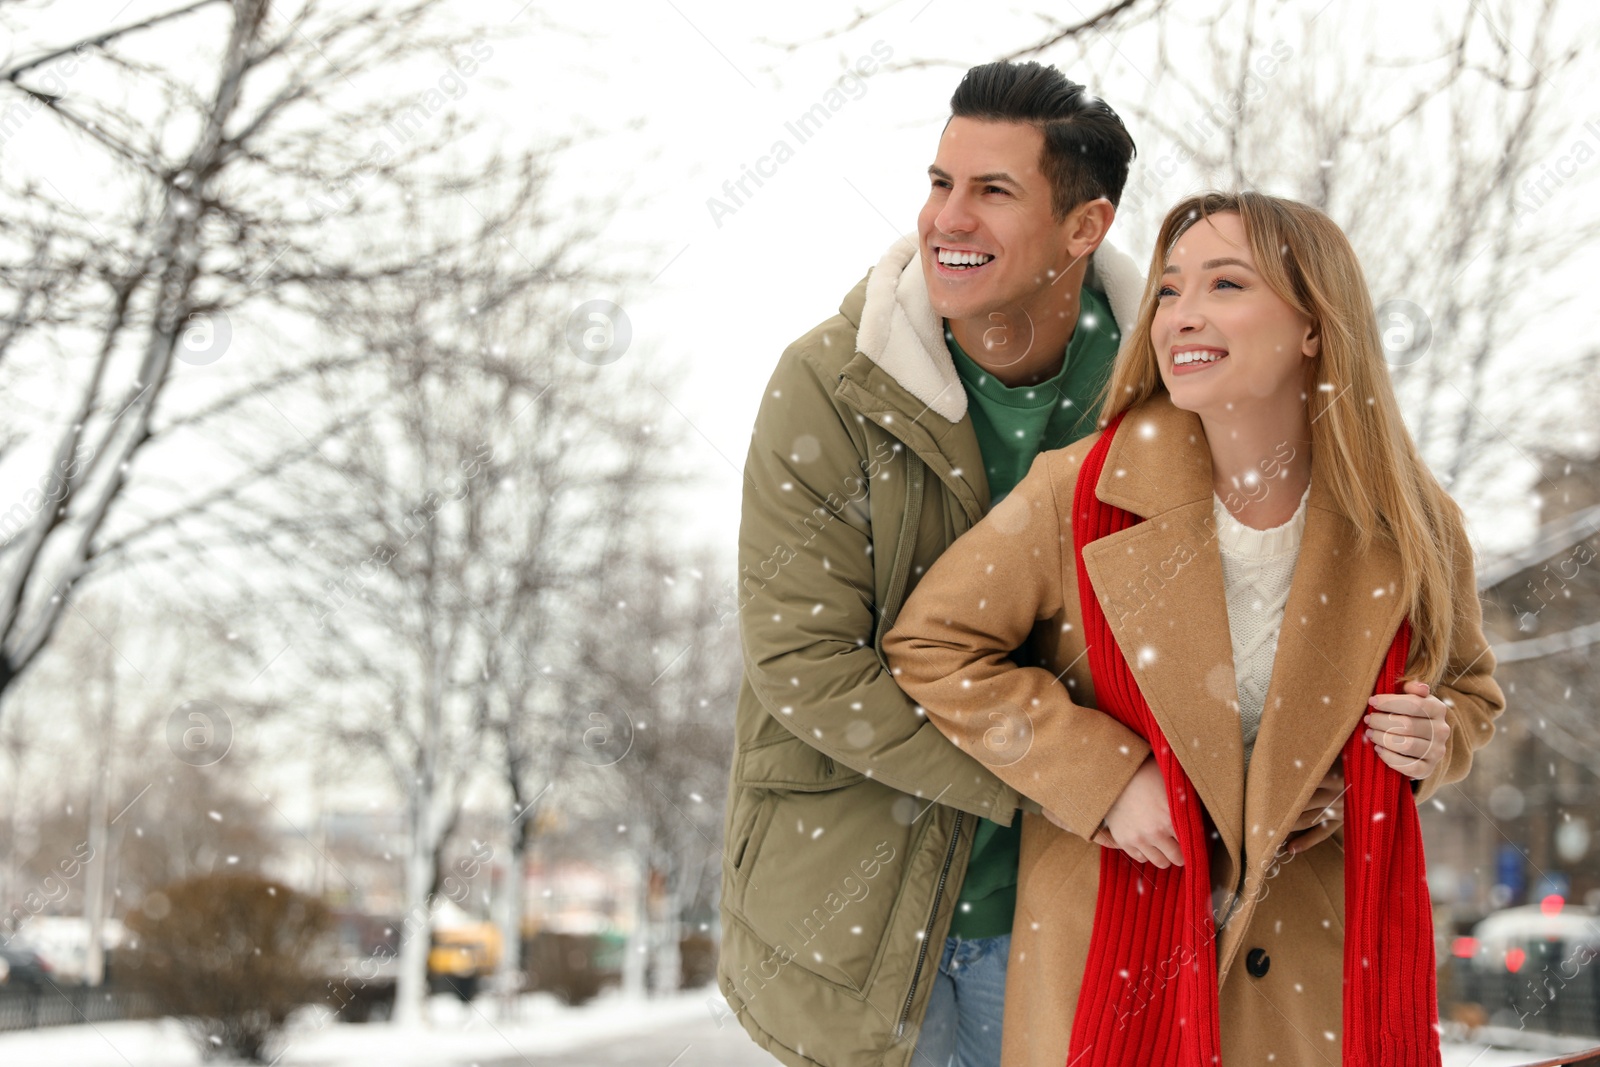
[
  {"xmin": 1077, "ymin": 396, "xmax": 1247, "ymax": 896},
  {"xmin": 1028, "ymin": 391, "xmax": 1416, "ymax": 985},
  {"xmin": 1219, "ymin": 476, "xmax": 1407, "ymax": 976}
]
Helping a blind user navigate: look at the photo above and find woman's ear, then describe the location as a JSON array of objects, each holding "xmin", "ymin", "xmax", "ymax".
[{"xmin": 1303, "ymin": 322, "xmax": 1321, "ymax": 359}]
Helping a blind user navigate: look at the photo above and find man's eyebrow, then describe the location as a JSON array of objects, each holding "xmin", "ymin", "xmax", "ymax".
[
  {"xmin": 927, "ymin": 165, "xmax": 1021, "ymax": 186},
  {"xmin": 1161, "ymin": 256, "xmax": 1258, "ymax": 274}
]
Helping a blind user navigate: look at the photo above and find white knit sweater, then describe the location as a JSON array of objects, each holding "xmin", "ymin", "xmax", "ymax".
[{"xmin": 1213, "ymin": 487, "xmax": 1311, "ymax": 772}]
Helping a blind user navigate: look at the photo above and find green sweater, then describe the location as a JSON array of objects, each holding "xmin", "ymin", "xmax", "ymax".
[{"xmin": 944, "ymin": 285, "xmax": 1120, "ymax": 940}]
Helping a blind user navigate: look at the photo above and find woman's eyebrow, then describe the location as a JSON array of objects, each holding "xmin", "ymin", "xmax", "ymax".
[{"xmin": 1162, "ymin": 256, "xmax": 1258, "ymax": 274}]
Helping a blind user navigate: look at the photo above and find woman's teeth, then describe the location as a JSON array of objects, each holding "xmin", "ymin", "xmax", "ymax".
[{"xmin": 1173, "ymin": 349, "xmax": 1227, "ymax": 365}]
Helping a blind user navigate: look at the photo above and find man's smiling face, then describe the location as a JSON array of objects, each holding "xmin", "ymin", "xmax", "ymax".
[{"xmin": 917, "ymin": 117, "xmax": 1079, "ymax": 325}]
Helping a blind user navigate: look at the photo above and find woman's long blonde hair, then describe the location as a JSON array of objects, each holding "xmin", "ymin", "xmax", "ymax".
[{"xmin": 1100, "ymin": 191, "xmax": 1464, "ymax": 682}]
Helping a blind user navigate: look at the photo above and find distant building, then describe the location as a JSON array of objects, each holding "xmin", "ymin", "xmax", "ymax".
[{"xmin": 1423, "ymin": 451, "xmax": 1600, "ymax": 927}]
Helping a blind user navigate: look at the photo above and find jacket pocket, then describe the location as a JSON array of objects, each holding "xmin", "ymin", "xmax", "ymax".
[
  {"xmin": 736, "ymin": 732, "xmax": 866, "ymax": 792},
  {"xmin": 727, "ymin": 789, "xmax": 777, "ymax": 915},
  {"xmin": 734, "ymin": 777, "xmax": 923, "ymax": 995}
]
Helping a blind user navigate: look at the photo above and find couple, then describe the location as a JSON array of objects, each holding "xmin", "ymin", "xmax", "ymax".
[{"xmin": 717, "ymin": 59, "xmax": 1504, "ymax": 1067}]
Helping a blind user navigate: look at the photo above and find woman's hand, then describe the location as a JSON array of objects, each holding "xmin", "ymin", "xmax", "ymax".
[
  {"xmin": 1282, "ymin": 758, "xmax": 1344, "ymax": 855},
  {"xmin": 1099, "ymin": 755, "xmax": 1183, "ymax": 868},
  {"xmin": 1366, "ymin": 681, "xmax": 1451, "ymax": 781}
]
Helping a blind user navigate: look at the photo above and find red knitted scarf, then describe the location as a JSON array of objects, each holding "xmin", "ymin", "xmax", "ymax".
[{"xmin": 1066, "ymin": 413, "xmax": 1440, "ymax": 1066}]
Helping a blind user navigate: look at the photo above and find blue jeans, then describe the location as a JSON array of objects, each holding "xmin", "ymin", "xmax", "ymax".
[{"xmin": 911, "ymin": 932, "xmax": 1009, "ymax": 1067}]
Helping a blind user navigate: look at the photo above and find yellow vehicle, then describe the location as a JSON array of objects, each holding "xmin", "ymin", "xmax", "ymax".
[{"xmin": 427, "ymin": 921, "xmax": 502, "ymax": 1001}]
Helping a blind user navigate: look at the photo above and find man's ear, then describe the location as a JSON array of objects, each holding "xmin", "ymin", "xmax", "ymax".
[{"xmin": 1065, "ymin": 197, "xmax": 1115, "ymax": 260}]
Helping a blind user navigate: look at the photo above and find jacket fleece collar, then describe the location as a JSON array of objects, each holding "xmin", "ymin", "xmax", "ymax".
[{"xmin": 852, "ymin": 232, "xmax": 1147, "ymax": 424}]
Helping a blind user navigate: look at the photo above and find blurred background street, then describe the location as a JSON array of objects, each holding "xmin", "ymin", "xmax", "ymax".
[{"xmin": 0, "ymin": 0, "xmax": 1596, "ymax": 1063}]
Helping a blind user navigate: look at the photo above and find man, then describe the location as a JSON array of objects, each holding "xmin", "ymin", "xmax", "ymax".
[{"xmin": 717, "ymin": 60, "xmax": 1149, "ymax": 1067}]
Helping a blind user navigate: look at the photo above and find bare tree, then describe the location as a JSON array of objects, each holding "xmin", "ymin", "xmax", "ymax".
[
  {"xmin": 0, "ymin": 681, "xmax": 41, "ymax": 912},
  {"xmin": 477, "ymin": 372, "xmax": 680, "ymax": 1012},
  {"xmin": 758, "ymin": 0, "xmax": 1173, "ymax": 71},
  {"xmin": 0, "ymin": 588, "xmax": 266, "ymax": 978},
  {"xmin": 1103, "ymin": 0, "xmax": 1596, "ymax": 513},
  {"xmin": 264, "ymin": 153, "xmax": 678, "ymax": 1020},
  {"xmin": 0, "ymin": 0, "xmax": 527, "ymax": 715},
  {"xmin": 569, "ymin": 545, "xmax": 739, "ymax": 997},
  {"xmin": 0, "ymin": 0, "xmax": 688, "ymax": 1022}
]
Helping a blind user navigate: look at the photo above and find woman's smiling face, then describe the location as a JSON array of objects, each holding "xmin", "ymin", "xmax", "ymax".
[{"xmin": 1152, "ymin": 211, "xmax": 1319, "ymax": 416}]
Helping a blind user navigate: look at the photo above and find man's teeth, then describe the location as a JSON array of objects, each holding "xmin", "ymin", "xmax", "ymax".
[
  {"xmin": 937, "ymin": 249, "xmax": 994, "ymax": 269},
  {"xmin": 1173, "ymin": 350, "xmax": 1227, "ymax": 365}
]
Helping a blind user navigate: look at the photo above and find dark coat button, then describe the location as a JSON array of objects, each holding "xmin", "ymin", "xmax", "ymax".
[{"xmin": 1246, "ymin": 948, "xmax": 1271, "ymax": 978}]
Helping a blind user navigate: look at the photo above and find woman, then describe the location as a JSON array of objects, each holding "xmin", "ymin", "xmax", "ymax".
[{"xmin": 882, "ymin": 191, "xmax": 1504, "ymax": 1066}]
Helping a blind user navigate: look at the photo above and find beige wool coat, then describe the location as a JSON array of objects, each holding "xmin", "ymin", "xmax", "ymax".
[{"xmin": 882, "ymin": 393, "xmax": 1505, "ymax": 1067}]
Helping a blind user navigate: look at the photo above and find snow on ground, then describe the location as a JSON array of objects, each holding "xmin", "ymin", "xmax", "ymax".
[
  {"xmin": 0, "ymin": 986, "xmax": 728, "ymax": 1066},
  {"xmin": 1441, "ymin": 1025, "xmax": 1600, "ymax": 1065},
  {"xmin": 1445, "ymin": 1047, "xmax": 1597, "ymax": 1066},
  {"xmin": 0, "ymin": 989, "xmax": 1592, "ymax": 1067}
]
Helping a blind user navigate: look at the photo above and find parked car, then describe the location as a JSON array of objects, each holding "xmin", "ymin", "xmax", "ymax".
[
  {"xmin": 1445, "ymin": 901, "xmax": 1600, "ymax": 1037},
  {"xmin": 0, "ymin": 946, "xmax": 53, "ymax": 990},
  {"xmin": 323, "ymin": 909, "xmax": 505, "ymax": 1017},
  {"xmin": 1463, "ymin": 902, "xmax": 1600, "ymax": 975},
  {"xmin": 427, "ymin": 921, "xmax": 502, "ymax": 1002}
]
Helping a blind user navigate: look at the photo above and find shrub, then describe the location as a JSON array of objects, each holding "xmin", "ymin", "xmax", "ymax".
[{"xmin": 120, "ymin": 873, "xmax": 332, "ymax": 1062}]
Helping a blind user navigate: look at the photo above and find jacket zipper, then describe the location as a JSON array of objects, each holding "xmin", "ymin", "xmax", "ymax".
[{"xmin": 895, "ymin": 809, "xmax": 963, "ymax": 1040}]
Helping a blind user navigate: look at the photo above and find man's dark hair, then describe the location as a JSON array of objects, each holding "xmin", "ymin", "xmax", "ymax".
[{"xmin": 948, "ymin": 61, "xmax": 1136, "ymax": 218}]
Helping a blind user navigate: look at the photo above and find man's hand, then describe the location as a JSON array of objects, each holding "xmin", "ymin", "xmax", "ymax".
[
  {"xmin": 1099, "ymin": 755, "xmax": 1183, "ymax": 868},
  {"xmin": 1366, "ymin": 681, "xmax": 1451, "ymax": 780},
  {"xmin": 1282, "ymin": 758, "xmax": 1344, "ymax": 856}
]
